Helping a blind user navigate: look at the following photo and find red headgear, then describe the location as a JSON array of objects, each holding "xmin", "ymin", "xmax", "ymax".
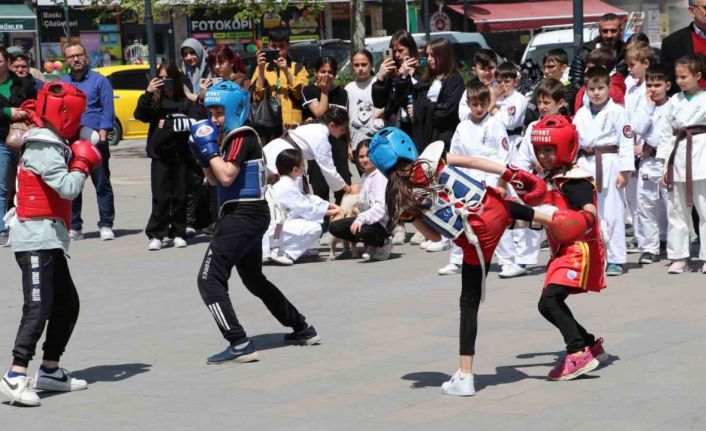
[
  {"xmin": 35, "ymin": 82, "xmax": 86, "ymax": 140},
  {"xmin": 531, "ymin": 115, "xmax": 579, "ymax": 170}
]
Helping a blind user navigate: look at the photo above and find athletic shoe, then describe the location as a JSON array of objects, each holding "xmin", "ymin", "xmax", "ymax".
[
  {"xmin": 0, "ymin": 373, "xmax": 40, "ymax": 406},
  {"xmin": 498, "ymin": 263, "xmax": 528, "ymax": 278},
  {"xmin": 200, "ymin": 224, "xmax": 216, "ymax": 236},
  {"xmin": 548, "ymin": 347, "xmax": 599, "ymax": 381},
  {"xmin": 35, "ymin": 367, "xmax": 87, "ymax": 392},
  {"xmin": 270, "ymin": 249, "xmax": 294, "ymax": 266},
  {"xmin": 668, "ymin": 259, "xmax": 687, "ymax": 274},
  {"xmin": 425, "ymin": 238, "xmax": 451, "ymax": 252},
  {"xmin": 410, "ymin": 231, "xmax": 426, "ymax": 245},
  {"xmin": 99, "ymin": 227, "xmax": 115, "ymax": 241},
  {"xmin": 441, "ymin": 370, "xmax": 475, "ymax": 396},
  {"xmin": 69, "ymin": 229, "xmax": 84, "ymax": 241},
  {"xmin": 301, "ymin": 249, "xmax": 320, "ymax": 258},
  {"xmin": 639, "ymin": 252, "xmax": 659, "ymax": 264},
  {"xmin": 625, "ymin": 223, "xmax": 635, "ymax": 237},
  {"xmin": 392, "ymin": 225, "xmax": 406, "ymax": 245},
  {"xmin": 438, "ymin": 263, "xmax": 462, "ymax": 275},
  {"xmin": 626, "ymin": 238, "xmax": 640, "ymax": 254},
  {"xmin": 185, "ymin": 227, "xmax": 197, "ymax": 238},
  {"xmin": 590, "ymin": 338, "xmax": 609, "ymax": 362},
  {"xmin": 371, "ymin": 239, "xmax": 393, "ymax": 261},
  {"xmin": 148, "ymin": 238, "xmax": 162, "ymax": 251},
  {"xmin": 605, "ymin": 263, "xmax": 624, "ymax": 276},
  {"xmin": 0, "ymin": 231, "xmax": 9, "ymax": 247},
  {"xmin": 207, "ymin": 342, "xmax": 259, "ymax": 364},
  {"xmin": 361, "ymin": 246, "xmax": 372, "ymax": 260},
  {"xmin": 419, "ymin": 240, "xmax": 431, "ymax": 250},
  {"xmin": 173, "ymin": 237, "xmax": 187, "ymax": 248},
  {"xmin": 319, "ymin": 232, "xmax": 332, "ymax": 246},
  {"xmin": 284, "ymin": 325, "xmax": 321, "ymax": 345},
  {"xmin": 540, "ymin": 239, "xmax": 550, "ymax": 251},
  {"xmin": 702, "ymin": 262, "xmax": 706, "ymax": 274}
]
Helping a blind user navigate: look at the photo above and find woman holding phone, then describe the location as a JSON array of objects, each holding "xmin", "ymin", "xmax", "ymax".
[
  {"xmin": 134, "ymin": 61, "xmax": 200, "ymax": 250},
  {"xmin": 198, "ymin": 44, "xmax": 250, "ymax": 102}
]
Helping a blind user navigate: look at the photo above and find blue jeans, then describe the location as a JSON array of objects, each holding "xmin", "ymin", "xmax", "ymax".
[
  {"xmin": 0, "ymin": 141, "xmax": 19, "ymax": 233},
  {"xmin": 71, "ymin": 141, "xmax": 115, "ymax": 230}
]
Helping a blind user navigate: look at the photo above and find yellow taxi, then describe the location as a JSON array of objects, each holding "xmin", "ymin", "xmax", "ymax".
[{"xmin": 93, "ymin": 65, "xmax": 151, "ymax": 145}]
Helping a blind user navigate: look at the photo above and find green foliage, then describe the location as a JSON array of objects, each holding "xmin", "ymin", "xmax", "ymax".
[
  {"xmin": 458, "ymin": 60, "xmax": 477, "ymax": 86},
  {"xmin": 335, "ymin": 69, "xmax": 355, "ymax": 88}
]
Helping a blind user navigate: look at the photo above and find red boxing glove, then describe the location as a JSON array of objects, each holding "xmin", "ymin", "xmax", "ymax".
[
  {"xmin": 547, "ymin": 209, "xmax": 595, "ymax": 244},
  {"xmin": 501, "ymin": 164, "xmax": 547, "ymax": 207},
  {"xmin": 69, "ymin": 140, "xmax": 103, "ymax": 176}
]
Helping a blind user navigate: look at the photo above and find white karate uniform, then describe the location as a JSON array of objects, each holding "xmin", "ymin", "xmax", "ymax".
[
  {"xmin": 656, "ymin": 91, "xmax": 706, "ymax": 260},
  {"xmin": 447, "ymin": 115, "xmax": 509, "ymax": 265},
  {"xmin": 630, "ymin": 95, "xmax": 670, "ymax": 255},
  {"xmin": 624, "ymin": 77, "xmax": 647, "ymax": 242},
  {"xmin": 573, "ymin": 99, "xmax": 635, "ymax": 264},
  {"xmin": 268, "ymin": 175, "xmax": 328, "ymax": 261},
  {"xmin": 493, "ymin": 89, "xmax": 528, "ymax": 161}
]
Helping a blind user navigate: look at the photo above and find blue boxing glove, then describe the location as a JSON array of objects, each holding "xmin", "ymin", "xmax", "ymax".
[{"xmin": 189, "ymin": 119, "xmax": 220, "ymax": 167}]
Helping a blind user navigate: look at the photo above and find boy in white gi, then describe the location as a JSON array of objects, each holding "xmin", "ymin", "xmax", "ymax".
[
  {"xmin": 657, "ymin": 54, "xmax": 706, "ymax": 274},
  {"xmin": 573, "ymin": 67, "xmax": 634, "ymax": 276},
  {"xmin": 630, "ymin": 62, "xmax": 671, "ymax": 264},
  {"xmin": 438, "ymin": 82, "xmax": 509, "ymax": 275},
  {"xmin": 269, "ymin": 149, "xmax": 341, "ymax": 265}
]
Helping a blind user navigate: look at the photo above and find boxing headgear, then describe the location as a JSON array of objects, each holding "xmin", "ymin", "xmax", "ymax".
[
  {"xmin": 368, "ymin": 127, "xmax": 419, "ymax": 177},
  {"xmin": 531, "ymin": 115, "xmax": 579, "ymax": 170},
  {"xmin": 204, "ymin": 81, "xmax": 249, "ymax": 133},
  {"xmin": 36, "ymin": 82, "xmax": 87, "ymax": 140}
]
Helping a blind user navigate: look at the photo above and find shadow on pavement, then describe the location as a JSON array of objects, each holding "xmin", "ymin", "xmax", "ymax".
[
  {"xmin": 72, "ymin": 362, "xmax": 152, "ymax": 384},
  {"xmin": 250, "ymin": 333, "xmax": 313, "ymax": 352},
  {"xmin": 82, "ymin": 229, "xmax": 143, "ymax": 240}
]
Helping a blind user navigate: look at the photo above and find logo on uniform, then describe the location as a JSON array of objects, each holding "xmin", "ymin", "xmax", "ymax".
[
  {"xmin": 196, "ymin": 125, "xmax": 215, "ymax": 137},
  {"xmin": 622, "ymin": 125, "xmax": 633, "ymax": 139},
  {"xmin": 508, "ymin": 106, "xmax": 516, "ymax": 116},
  {"xmin": 501, "ymin": 137, "xmax": 509, "ymax": 151},
  {"xmin": 566, "ymin": 270, "xmax": 578, "ymax": 280}
]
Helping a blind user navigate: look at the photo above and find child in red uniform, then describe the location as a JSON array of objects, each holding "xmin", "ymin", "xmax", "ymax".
[{"xmin": 532, "ymin": 115, "xmax": 610, "ymax": 381}]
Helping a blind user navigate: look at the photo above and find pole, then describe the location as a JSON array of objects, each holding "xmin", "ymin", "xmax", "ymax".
[
  {"xmin": 572, "ymin": 0, "xmax": 583, "ymax": 57},
  {"xmin": 463, "ymin": 0, "xmax": 469, "ymax": 32},
  {"xmin": 63, "ymin": 0, "xmax": 71, "ymax": 40},
  {"xmin": 145, "ymin": 0, "xmax": 158, "ymax": 77},
  {"xmin": 423, "ymin": 0, "xmax": 430, "ymax": 42}
]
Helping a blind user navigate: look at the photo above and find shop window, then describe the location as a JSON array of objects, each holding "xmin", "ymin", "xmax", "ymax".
[{"xmin": 110, "ymin": 70, "xmax": 150, "ymax": 91}]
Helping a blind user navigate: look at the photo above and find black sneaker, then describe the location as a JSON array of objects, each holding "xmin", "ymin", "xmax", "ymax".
[
  {"xmin": 207, "ymin": 341, "xmax": 259, "ymax": 364},
  {"xmin": 540, "ymin": 240, "xmax": 550, "ymax": 251},
  {"xmin": 284, "ymin": 325, "xmax": 321, "ymax": 346},
  {"xmin": 626, "ymin": 238, "xmax": 640, "ymax": 254},
  {"xmin": 639, "ymin": 252, "xmax": 660, "ymax": 264},
  {"xmin": 625, "ymin": 224, "xmax": 635, "ymax": 237}
]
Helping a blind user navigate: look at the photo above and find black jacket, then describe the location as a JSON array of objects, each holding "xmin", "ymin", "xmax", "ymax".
[
  {"xmin": 133, "ymin": 92, "xmax": 199, "ymax": 160},
  {"xmin": 371, "ymin": 75, "xmax": 415, "ymax": 135},
  {"xmin": 568, "ymin": 37, "xmax": 627, "ymax": 87},
  {"xmin": 661, "ymin": 25, "xmax": 697, "ymax": 94},
  {"xmin": 400, "ymin": 72, "xmax": 464, "ymax": 153},
  {"xmin": 0, "ymin": 73, "xmax": 37, "ymax": 141}
]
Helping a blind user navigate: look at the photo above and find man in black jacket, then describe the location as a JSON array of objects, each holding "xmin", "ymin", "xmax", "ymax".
[
  {"xmin": 661, "ymin": 0, "xmax": 706, "ymax": 93},
  {"xmin": 568, "ymin": 13, "xmax": 626, "ymax": 87}
]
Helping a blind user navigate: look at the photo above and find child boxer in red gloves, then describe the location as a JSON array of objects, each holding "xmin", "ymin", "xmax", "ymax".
[{"xmin": 532, "ymin": 115, "xmax": 610, "ymax": 381}]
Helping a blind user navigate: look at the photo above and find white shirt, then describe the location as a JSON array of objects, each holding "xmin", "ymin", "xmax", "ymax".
[
  {"xmin": 263, "ymin": 123, "xmax": 346, "ymax": 192},
  {"xmin": 513, "ymin": 121, "xmax": 539, "ymax": 172},
  {"xmin": 493, "ymin": 89, "xmax": 528, "ymax": 135},
  {"xmin": 355, "ymin": 169, "xmax": 388, "ymax": 227},
  {"xmin": 273, "ymin": 175, "xmax": 329, "ymax": 222},
  {"xmin": 426, "ymin": 79, "xmax": 443, "ymax": 103},
  {"xmin": 657, "ymin": 91, "xmax": 706, "ymax": 181},
  {"xmin": 449, "ymin": 114, "xmax": 509, "ymax": 185},
  {"xmin": 345, "ymin": 78, "xmax": 384, "ymax": 150}
]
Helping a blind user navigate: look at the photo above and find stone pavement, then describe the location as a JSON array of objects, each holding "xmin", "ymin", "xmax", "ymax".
[{"xmin": 1, "ymin": 140, "xmax": 705, "ymax": 430}]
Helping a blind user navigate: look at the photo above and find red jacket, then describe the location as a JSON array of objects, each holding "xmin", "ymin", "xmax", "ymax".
[{"xmin": 573, "ymin": 72, "xmax": 626, "ymax": 113}]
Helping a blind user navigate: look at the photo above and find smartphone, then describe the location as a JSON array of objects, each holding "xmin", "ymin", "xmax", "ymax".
[
  {"xmin": 419, "ymin": 57, "xmax": 427, "ymax": 70},
  {"xmin": 383, "ymin": 48, "xmax": 393, "ymax": 60},
  {"xmin": 162, "ymin": 77, "xmax": 174, "ymax": 90},
  {"xmin": 264, "ymin": 49, "xmax": 280, "ymax": 63},
  {"xmin": 211, "ymin": 77, "xmax": 223, "ymax": 85}
]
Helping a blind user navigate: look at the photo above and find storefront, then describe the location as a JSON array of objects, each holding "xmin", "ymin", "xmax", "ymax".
[{"xmin": 0, "ymin": 3, "xmax": 39, "ymax": 65}]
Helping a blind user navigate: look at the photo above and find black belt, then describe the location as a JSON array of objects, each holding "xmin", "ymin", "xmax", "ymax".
[{"xmin": 507, "ymin": 127, "xmax": 523, "ymax": 135}]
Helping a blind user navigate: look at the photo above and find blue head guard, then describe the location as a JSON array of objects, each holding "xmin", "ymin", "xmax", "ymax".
[
  {"xmin": 368, "ymin": 127, "xmax": 419, "ymax": 176},
  {"xmin": 204, "ymin": 81, "xmax": 249, "ymax": 133}
]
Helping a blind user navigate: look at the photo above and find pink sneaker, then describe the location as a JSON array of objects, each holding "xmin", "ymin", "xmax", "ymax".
[
  {"xmin": 590, "ymin": 338, "xmax": 609, "ymax": 362},
  {"xmin": 548, "ymin": 347, "xmax": 599, "ymax": 381}
]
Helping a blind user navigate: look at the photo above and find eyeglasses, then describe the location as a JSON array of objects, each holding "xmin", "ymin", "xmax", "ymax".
[
  {"xmin": 691, "ymin": 4, "xmax": 706, "ymax": 13},
  {"xmin": 543, "ymin": 64, "xmax": 559, "ymax": 70},
  {"xmin": 65, "ymin": 53, "xmax": 86, "ymax": 60}
]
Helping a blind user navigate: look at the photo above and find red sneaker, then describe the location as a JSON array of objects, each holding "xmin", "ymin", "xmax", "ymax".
[
  {"xmin": 590, "ymin": 338, "xmax": 609, "ymax": 362},
  {"xmin": 548, "ymin": 347, "xmax": 599, "ymax": 381}
]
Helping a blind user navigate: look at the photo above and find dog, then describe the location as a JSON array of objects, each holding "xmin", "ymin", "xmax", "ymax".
[{"xmin": 328, "ymin": 193, "xmax": 361, "ymax": 261}]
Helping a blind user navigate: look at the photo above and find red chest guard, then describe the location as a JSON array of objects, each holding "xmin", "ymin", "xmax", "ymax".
[
  {"xmin": 15, "ymin": 166, "xmax": 72, "ymax": 229},
  {"xmin": 542, "ymin": 178, "xmax": 606, "ymax": 293}
]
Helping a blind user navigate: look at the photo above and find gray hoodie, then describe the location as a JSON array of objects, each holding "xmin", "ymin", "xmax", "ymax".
[{"xmin": 180, "ymin": 38, "xmax": 210, "ymax": 95}]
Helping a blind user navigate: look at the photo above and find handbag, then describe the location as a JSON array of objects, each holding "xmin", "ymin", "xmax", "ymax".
[
  {"xmin": 5, "ymin": 121, "xmax": 34, "ymax": 151},
  {"xmin": 250, "ymin": 82, "xmax": 282, "ymax": 130}
]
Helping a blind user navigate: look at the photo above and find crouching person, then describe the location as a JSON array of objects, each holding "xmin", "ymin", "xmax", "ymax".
[{"xmin": 1, "ymin": 83, "xmax": 102, "ymax": 406}]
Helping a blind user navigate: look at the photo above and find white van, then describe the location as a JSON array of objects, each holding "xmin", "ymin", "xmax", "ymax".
[{"xmin": 521, "ymin": 27, "xmax": 599, "ymax": 65}]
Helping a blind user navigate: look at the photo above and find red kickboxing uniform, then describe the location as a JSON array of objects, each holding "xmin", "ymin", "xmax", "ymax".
[{"xmin": 543, "ymin": 171, "xmax": 606, "ymax": 293}]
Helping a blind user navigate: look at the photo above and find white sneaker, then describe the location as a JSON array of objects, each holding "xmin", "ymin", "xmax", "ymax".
[
  {"xmin": 410, "ymin": 231, "xmax": 426, "ymax": 245},
  {"xmin": 392, "ymin": 225, "xmax": 406, "ymax": 245},
  {"xmin": 1, "ymin": 372, "xmax": 41, "ymax": 406},
  {"xmin": 69, "ymin": 229, "xmax": 84, "ymax": 241},
  {"xmin": 371, "ymin": 239, "xmax": 393, "ymax": 261},
  {"xmin": 99, "ymin": 227, "xmax": 115, "ymax": 241},
  {"xmin": 270, "ymin": 249, "xmax": 294, "ymax": 265},
  {"xmin": 35, "ymin": 367, "xmax": 87, "ymax": 392},
  {"xmin": 148, "ymin": 238, "xmax": 162, "ymax": 251},
  {"xmin": 319, "ymin": 232, "xmax": 332, "ymax": 246},
  {"xmin": 425, "ymin": 238, "xmax": 451, "ymax": 252},
  {"xmin": 173, "ymin": 237, "xmax": 187, "ymax": 248},
  {"xmin": 498, "ymin": 263, "xmax": 528, "ymax": 278},
  {"xmin": 438, "ymin": 263, "xmax": 462, "ymax": 275},
  {"xmin": 185, "ymin": 227, "xmax": 197, "ymax": 238},
  {"xmin": 441, "ymin": 370, "xmax": 475, "ymax": 397}
]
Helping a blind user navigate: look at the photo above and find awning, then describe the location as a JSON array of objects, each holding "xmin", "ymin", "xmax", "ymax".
[
  {"xmin": 0, "ymin": 4, "xmax": 37, "ymax": 32},
  {"xmin": 448, "ymin": 0, "xmax": 627, "ymax": 32}
]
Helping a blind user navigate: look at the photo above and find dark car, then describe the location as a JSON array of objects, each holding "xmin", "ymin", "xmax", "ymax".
[{"xmin": 242, "ymin": 39, "xmax": 352, "ymax": 77}]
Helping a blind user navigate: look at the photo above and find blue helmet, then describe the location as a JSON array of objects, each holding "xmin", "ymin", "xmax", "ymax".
[
  {"xmin": 204, "ymin": 81, "xmax": 249, "ymax": 133},
  {"xmin": 368, "ymin": 127, "xmax": 419, "ymax": 176}
]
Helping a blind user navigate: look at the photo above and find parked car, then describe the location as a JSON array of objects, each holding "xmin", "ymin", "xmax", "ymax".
[
  {"xmin": 521, "ymin": 27, "xmax": 600, "ymax": 65},
  {"xmin": 242, "ymin": 39, "xmax": 351, "ymax": 78},
  {"xmin": 93, "ymin": 65, "xmax": 151, "ymax": 145}
]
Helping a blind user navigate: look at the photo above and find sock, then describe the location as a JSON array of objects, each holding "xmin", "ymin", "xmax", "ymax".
[
  {"xmin": 7, "ymin": 370, "xmax": 27, "ymax": 378},
  {"xmin": 459, "ymin": 371, "xmax": 472, "ymax": 379},
  {"xmin": 234, "ymin": 341, "xmax": 250, "ymax": 349},
  {"xmin": 40, "ymin": 365, "xmax": 59, "ymax": 374}
]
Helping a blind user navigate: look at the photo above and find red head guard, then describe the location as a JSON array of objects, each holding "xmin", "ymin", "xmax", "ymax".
[
  {"xmin": 531, "ymin": 115, "xmax": 579, "ymax": 171},
  {"xmin": 35, "ymin": 82, "xmax": 86, "ymax": 140}
]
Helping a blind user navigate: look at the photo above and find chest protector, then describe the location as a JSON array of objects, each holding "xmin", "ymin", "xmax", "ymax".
[
  {"xmin": 16, "ymin": 159, "xmax": 72, "ymax": 229},
  {"xmin": 217, "ymin": 126, "xmax": 267, "ymax": 213}
]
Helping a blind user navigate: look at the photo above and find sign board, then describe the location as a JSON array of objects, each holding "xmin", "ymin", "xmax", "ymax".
[{"xmin": 430, "ymin": 11, "xmax": 451, "ymax": 32}]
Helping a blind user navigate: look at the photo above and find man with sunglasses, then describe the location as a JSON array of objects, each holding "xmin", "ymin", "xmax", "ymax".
[
  {"xmin": 661, "ymin": 0, "xmax": 706, "ymax": 92},
  {"xmin": 569, "ymin": 13, "xmax": 627, "ymax": 87}
]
